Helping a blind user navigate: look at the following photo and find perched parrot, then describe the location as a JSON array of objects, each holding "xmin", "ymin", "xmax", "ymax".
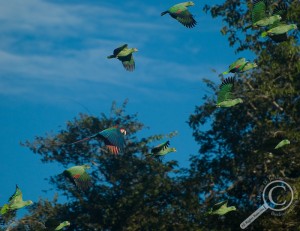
[
  {"xmin": 207, "ymin": 200, "xmax": 236, "ymax": 216},
  {"xmin": 146, "ymin": 141, "xmax": 176, "ymax": 158},
  {"xmin": 245, "ymin": 0, "xmax": 281, "ymax": 29},
  {"xmin": 63, "ymin": 165, "xmax": 92, "ymax": 191},
  {"xmin": 223, "ymin": 58, "xmax": 257, "ymax": 75},
  {"xmin": 216, "ymin": 77, "xmax": 243, "ymax": 108},
  {"xmin": 107, "ymin": 44, "xmax": 138, "ymax": 71},
  {"xmin": 261, "ymin": 23, "xmax": 297, "ymax": 38},
  {"xmin": 274, "ymin": 139, "xmax": 290, "ymax": 149},
  {"xmin": 45, "ymin": 219, "xmax": 71, "ymax": 231},
  {"xmin": 161, "ymin": 1, "xmax": 196, "ymax": 28},
  {"xmin": 0, "ymin": 185, "xmax": 33, "ymax": 215},
  {"xmin": 71, "ymin": 126, "xmax": 126, "ymax": 155}
]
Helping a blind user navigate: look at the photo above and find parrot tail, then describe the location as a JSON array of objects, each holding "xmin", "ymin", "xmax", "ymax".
[{"xmin": 161, "ymin": 11, "xmax": 168, "ymax": 16}]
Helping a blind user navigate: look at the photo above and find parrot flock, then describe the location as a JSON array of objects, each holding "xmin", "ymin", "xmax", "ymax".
[{"xmin": 1, "ymin": 0, "xmax": 299, "ymax": 228}]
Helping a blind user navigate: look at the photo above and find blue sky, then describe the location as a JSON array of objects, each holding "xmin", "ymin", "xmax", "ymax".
[{"xmin": 0, "ymin": 0, "xmax": 253, "ymax": 214}]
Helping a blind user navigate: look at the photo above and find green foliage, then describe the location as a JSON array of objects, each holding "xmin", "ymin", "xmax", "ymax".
[
  {"xmin": 12, "ymin": 101, "xmax": 204, "ymax": 230},
  {"xmin": 186, "ymin": 0, "xmax": 300, "ymax": 229}
]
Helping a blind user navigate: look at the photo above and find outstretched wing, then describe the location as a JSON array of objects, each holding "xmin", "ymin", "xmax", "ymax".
[
  {"xmin": 217, "ymin": 77, "xmax": 235, "ymax": 104},
  {"xmin": 151, "ymin": 141, "xmax": 170, "ymax": 154},
  {"xmin": 113, "ymin": 44, "xmax": 128, "ymax": 56},
  {"xmin": 9, "ymin": 185, "xmax": 23, "ymax": 204},
  {"xmin": 99, "ymin": 127, "xmax": 126, "ymax": 153},
  {"xmin": 64, "ymin": 167, "xmax": 91, "ymax": 191},
  {"xmin": 175, "ymin": 10, "xmax": 197, "ymax": 28},
  {"xmin": 119, "ymin": 54, "xmax": 135, "ymax": 71},
  {"xmin": 252, "ymin": 0, "xmax": 267, "ymax": 24}
]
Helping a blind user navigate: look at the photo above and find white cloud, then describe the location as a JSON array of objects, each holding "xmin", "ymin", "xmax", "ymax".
[{"xmin": 0, "ymin": 0, "xmax": 225, "ymax": 104}]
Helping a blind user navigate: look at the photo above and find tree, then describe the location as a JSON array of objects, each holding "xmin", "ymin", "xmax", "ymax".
[
  {"xmin": 3, "ymin": 100, "xmax": 202, "ymax": 231},
  {"xmin": 187, "ymin": 0, "xmax": 300, "ymax": 230}
]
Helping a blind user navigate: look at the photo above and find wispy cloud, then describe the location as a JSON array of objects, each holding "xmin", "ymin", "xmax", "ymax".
[{"xmin": 0, "ymin": 0, "xmax": 226, "ymax": 105}]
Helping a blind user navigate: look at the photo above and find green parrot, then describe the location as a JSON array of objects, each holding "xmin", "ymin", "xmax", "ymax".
[
  {"xmin": 245, "ymin": 0, "xmax": 281, "ymax": 29},
  {"xmin": 63, "ymin": 165, "xmax": 91, "ymax": 191},
  {"xmin": 223, "ymin": 58, "xmax": 257, "ymax": 75},
  {"xmin": 216, "ymin": 77, "xmax": 243, "ymax": 108},
  {"xmin": 274, "ymin": 139, "xmax": 290, "ymax": 149},
  {"xmin": 261, "ymin": 24, "xmax": 297, "ymax": 38},
  {"xmin": 207, "ymin": 200, "xmax": 236, "ymax": 216},
  {"xmin": 0, "ymin": 185, "xmax": 33, "ymax": 215},
  {"xmin": 45, "ymin": 219, "xmax": 71, "ymax": 230},
  {"xmin": 161, "ymin": 1, "xmax": 196, "ymax": 28},
  {"xmin": 266, "ymin": 1, "xmax": 289, "ymax": 42},
  {"xmin": 107, "ymin": 44, "xmax": 138, "ymax": 71},
  {"xmin": 71, "ymin": 126, "xmax": 126, "ymax": 155},
  {"xmin": 146, "ymin": 141, "xmax": 176, "ymax": 158}
]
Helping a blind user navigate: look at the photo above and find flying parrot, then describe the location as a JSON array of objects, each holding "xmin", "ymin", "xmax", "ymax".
[
  {"xmin": 216, "ymin": 77, "xmax": 243, "ymax": 108},
  {"xmin": 245, "ymin": 0, "xmax": 281, "ymax": 29},
  {"xmin": 45, "ymin": 219, "xmax": 71, "ymax": 231},
  {"xmin": 274, "ymin": 139, "xmax": 290, "ymax": 149},
  {"xmin": 260, "ymin": 1, "xmax": 297, "ymax": 41},
  {"xmin": 71, "ymin": 126, "xmax": 126, "ymax": 155},
  {"xmin": 161, "ymin": 1, "xmax": 197, "ymax": 28},
  {"xmin": 107, "ymin": 44, "xmax": 138, "ymax": 71},
  {"xmin": 261, "ymin": 24, "xmax": 297, "ymax": 38},
  {"xmin": 63, "ymin": 164, "xmax": 92, "ymax": 191},
  {"xmin": 223, "ymin": 58, "xmax": 257, "ymax": 75},
  {"xmin": 206, "ymin": 200, "xmax": 236, "ymax": 216},
  {"xmin": 146, "ymin": 141, "xmax": 176, "ymax": 159},
  {"xmin": 0, "ymin": 185, "xmax": 33, "ymax": 215},
  {"xmin": 264, "ymin": 1, "xmax": 289, "ymax": 42}
]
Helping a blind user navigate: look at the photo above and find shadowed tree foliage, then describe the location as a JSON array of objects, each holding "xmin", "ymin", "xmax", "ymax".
[
  {"xmin": 0, "ymin": 100, "xmax": 204, "ymax": 231},
  {"xmin": 186, "ymin": 0, "xmax": 300, "ymax": 230}
]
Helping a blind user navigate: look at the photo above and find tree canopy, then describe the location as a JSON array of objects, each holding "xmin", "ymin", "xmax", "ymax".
[{"xmin": 1, "ymin": 1, "xmax": 300, "ymax": 230}]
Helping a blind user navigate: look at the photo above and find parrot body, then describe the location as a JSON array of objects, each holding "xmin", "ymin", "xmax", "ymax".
[
  {"xmin": 254, "ymin": 15, "xmax": 281, "ymax": 27},
  {"xmin": 261, "ymin": 24, "xmax": 297, "ymax": 38},
  {"xmin": 274, "ymin": 139, "xmax": 290, "ymax": 149}
]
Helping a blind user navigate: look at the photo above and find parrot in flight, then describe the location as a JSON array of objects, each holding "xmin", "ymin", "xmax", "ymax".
[
  {"xmin": 1, "ymin": 185, "xmax": 33, "ymax": 215},
  {"xmin": 63, "ymin": 164, "xmax": 92, "ymax": 191},
  {"xmin": 146, "ymin": 140, "xmax": 176, "ymax": 160},
  {"xmin": 71, "ymin": 126, "xmax": 126, "ymax": 155},
  {"xmin": 161, "ymin": 1, "xmax": 197, "ymax": 28},
  {"xmin": 216, "ymin": 77, "xmax": 243, "ymax": 108},
  {"xmin": 107, "ymin": 44, "xmax": 138, "ymax": 71},
  {"xmin": 206, "ymin": 200, "xmax": 236, "ymax": 216}
]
